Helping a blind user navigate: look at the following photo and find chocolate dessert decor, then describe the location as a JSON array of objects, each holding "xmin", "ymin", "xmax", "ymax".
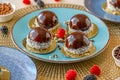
[
  {"xmin": 28, "ymin": 27, "xmax": 51, "ymax": 43},
  {"xmin": 69, "ymin": 14, "xmax": 91, "ymax": 31},
  {"xmin": 114, "ymin": 46, "xmax": 120, "ymax": 60},
  {"xmin": 23, "ymin": 27, "xmax": 57, "ymax": 54},
  {"xmin": 111, "ymin": 0, "xmax": 120, "ymax": 9},
  {"xmin": 67, "ymin": 14, "xmax": 98, "ymax": 38},
  {"xmin": 112, "ymin": 45, "xmax": 120, "ymax": 67},
  {"xmin": 65, "ymin": 32, "xmax": 89, "ymax": 49},
  {"xmin": 61, "ymin": 32, "xmax": 96, "ymax": 58},
  {"xmin": 37, "ymin": 11, "xmax": 58, "ymax": 29},
  {"xmin": 102, "ymin": 0, "xmax": 120, "ymax": 15},
  {"xmin": 29, "ymin": 10, "xmax": 60, "ymax": 34}
]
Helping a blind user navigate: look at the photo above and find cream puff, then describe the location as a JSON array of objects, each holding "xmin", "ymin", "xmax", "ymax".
[
  {"xmin": 62, "ymin": 32, "xmax": 96, "ymax": 58},
  {"xmin": 35, "ymin": 10, "xmax": 60, "ymax": 33},
  {"xmin": 67, "ymin": 14, "xmax": 98, "ymax": 38},
  {"xmin": 107, "ymin": 0, "xmax": 120, "ymax": 12},
  {"xmin": 26, "ymin": 27, "xmax": 56, "ymax": 54}
]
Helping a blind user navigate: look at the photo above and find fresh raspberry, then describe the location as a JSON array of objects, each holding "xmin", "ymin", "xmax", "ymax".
[
  {"xmin": 54, "ymin": 0, "xmax": 60, "ymax": 2},
  {"xmin": 23, "ymin": 0, "xmax": 31, "ymax": 5},
  {"xmin": 90, "ymin": 65, "xmax": 101, "ymax": 76},
  {"xmin": 65, "ymin": 69, "xmax": 77, "ymax": 80},
  {"xmin": 57, "ymin": 28, "xmax": 65, "ymax": 38}
]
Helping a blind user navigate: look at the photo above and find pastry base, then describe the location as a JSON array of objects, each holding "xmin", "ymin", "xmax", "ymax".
[
  {"xmin": 0, "ymin": 66, "xmax": 10, "ymax": 80},
  {"xmin": 61, "ymin": 43, "xmax": 96, "ymax": 58},
  {"xmin": 67, "ymin": 23, "xmax": 98, "ymax": 38},
  {"xmin": 49, "ymin": 23, "xmax": 60, "ymax": 34},
  {"xmin": 22, "ymin": 38, "xmax": 57, "ymax": 54},
  {"xmin": 87, "ymin": 23, "xmax": 98, "ymax": 38},
  {"xmin": 28, "ymin": 16, "xmax": 60, "ymax": 34},
  {"xmin": 102, "ymin": 2, "xmax": 120, "ymax": 15}
]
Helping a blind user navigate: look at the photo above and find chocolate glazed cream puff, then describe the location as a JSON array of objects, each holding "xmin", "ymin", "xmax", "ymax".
[
  {"xmin": 35, "ymin": 10, "xmax": 60, "ymax": 33},
  {"xmin": 67, "ymin": 14, "xmax": 98, "ymax": 38},
  {"xmin": 61, "ymin": 32, "xmax": 96, "ymax": 58},
  {"xmin": 26, "ymin": 27, "xmax": 56, "ymax": 54},
  {"xmin": 106, "ymin": 0, "xmax": 120, "ymax": 14}
]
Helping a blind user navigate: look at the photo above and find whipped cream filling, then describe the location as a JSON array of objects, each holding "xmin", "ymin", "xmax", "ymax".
[
  {"xmin": 63, "ymin": 42, "xmax": 92, "ymax": 54},
  {"xmin": 26, "ymin": 36, "xmax": 52, "ymax": 49},
  {"xmin": 68, "ymin": 23, "xmax": 94, "ymax": 34},
  {"xmin": 35, "ymin": 19, "xmax": 59, "ymax": 31},
  {"xmin": 107, "ymin": 0, "xmax": 120, "ymax": 11}
]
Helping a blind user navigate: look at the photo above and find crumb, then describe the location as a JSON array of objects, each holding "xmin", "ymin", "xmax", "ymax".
[{"xmin": 58, "ymin": 44, "xmax": 61, "ymax": 50}]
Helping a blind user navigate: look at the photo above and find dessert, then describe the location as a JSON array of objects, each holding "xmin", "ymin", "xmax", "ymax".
[
  {"xmin": 114, "ymin": 46, "xmax": 120, "ymax": 59},
  {"xmin": 35, "ymin": 10, "xmax": 60, "ymax": 33},
  {"xmin": 107, "ymin": 0, "xmax": 120, "ymax": 13},
  {"xmin": 83, "ymin": 74, "xmax": 97, "ymax": 80},
  {"xmin": 0, "ymin": 3, "xmax": 13, "ymax": 15},
  {"xmin": 61, "ymin": 32, "xmax": 96, "ymax": 58},
  {"xmin": 67, "ymin": 14, "xmax": 98, "ymax": 38},
  {"xmin": 112, "ymin": 45, "xmax": 120, "ymax": 67},
  {"xmin": 103, "ymin": 0, "xmax": 120, "ymax": 15},
  {"xmin": 90, "ymin": 65, "xmax": 101, "ymax": 76},
  {"xmin": 25, "ymin": 27, "xmax": 56, "ymax": 54},
  {"xmin": 0, "ymin": 66, "xmax": 10, "ymax": 80}
]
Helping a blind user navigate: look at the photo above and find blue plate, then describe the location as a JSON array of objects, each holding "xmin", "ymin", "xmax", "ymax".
[
  {"xmin": 84, "ymin": 0, "xmax": 120, "ymax": 23},
  {"xmin": 12, "ymin": 8, "xmax": 109, "ymax": 63},
  {"xmin": 0, "ymin": 47, "xmax": 37, "ymax": 80}
]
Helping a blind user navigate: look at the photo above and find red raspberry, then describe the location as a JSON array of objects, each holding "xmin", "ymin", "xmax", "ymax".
[
  {"xmin": 90, "ymin": 65, "xmax": 101, "ymax": 76},
  {"xmin": 57, "ymin": 28, "xmax": 65, "ymax": 38},
  {"xmin": 54, "ymin": 0, "xmax": 60, "ymax": 2},
  {"xmin": 65, "ymin": 69, "xmax": 77, "ymax": 80},
  {"xmin": 23, "ymin": 0, "xmax": 31, "ymax": 5}
]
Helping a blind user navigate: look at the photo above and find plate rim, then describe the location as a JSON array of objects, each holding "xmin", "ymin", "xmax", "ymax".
[
  {"xmin": 84, "ymin": 0, "xmax": 120, "ymax": 23},
  {"xmin": 11, "ymin": 5, "xmax": 110, "ymax": 63},
  {"xmin": 0, "ymin": 46, "xmax": 37, "ymax": 80}
]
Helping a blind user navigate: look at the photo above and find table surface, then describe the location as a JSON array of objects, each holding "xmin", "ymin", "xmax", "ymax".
[{"xmin": 1, "ymin": 0, "xmax": 120, "ymax": 80}]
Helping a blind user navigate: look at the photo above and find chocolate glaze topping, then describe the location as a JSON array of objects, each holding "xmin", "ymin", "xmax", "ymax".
[
  {"xmin": 111, "ymin": 0, "xmax": 120, "ymax": 8},
  {"xmin": 28, "ymin": 27, "xmax": 51, "ymax": 42},
  {"xmin": 37, "ymin": 11, "xmax": 58, "ymax": 29},
  {"xmin": 69, "ymin": 14, "xmax": 91, "ymax": 31},
  {"xmin": 65, "ymin": 32, "xmax": 90, "ymax": 49}
]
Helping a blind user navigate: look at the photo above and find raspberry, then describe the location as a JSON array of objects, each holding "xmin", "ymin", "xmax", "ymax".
[
  {"xmin": 54, "ymin": 0, "xmax": 60, "ymax": 2},
  {"xmin": 90, "ymin": 65, "xmax": 101, "ymax": 76},
  {"xmin": 65, "ymin": 69, "xmax": 77, "ymax": 80},
  {"xmin": 23, "ymin": 0, "xmax": 31, "ymax": 5},
  {"xmin": 57, "ymin": 28, "xmax": 65, "ymax": 38}
]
